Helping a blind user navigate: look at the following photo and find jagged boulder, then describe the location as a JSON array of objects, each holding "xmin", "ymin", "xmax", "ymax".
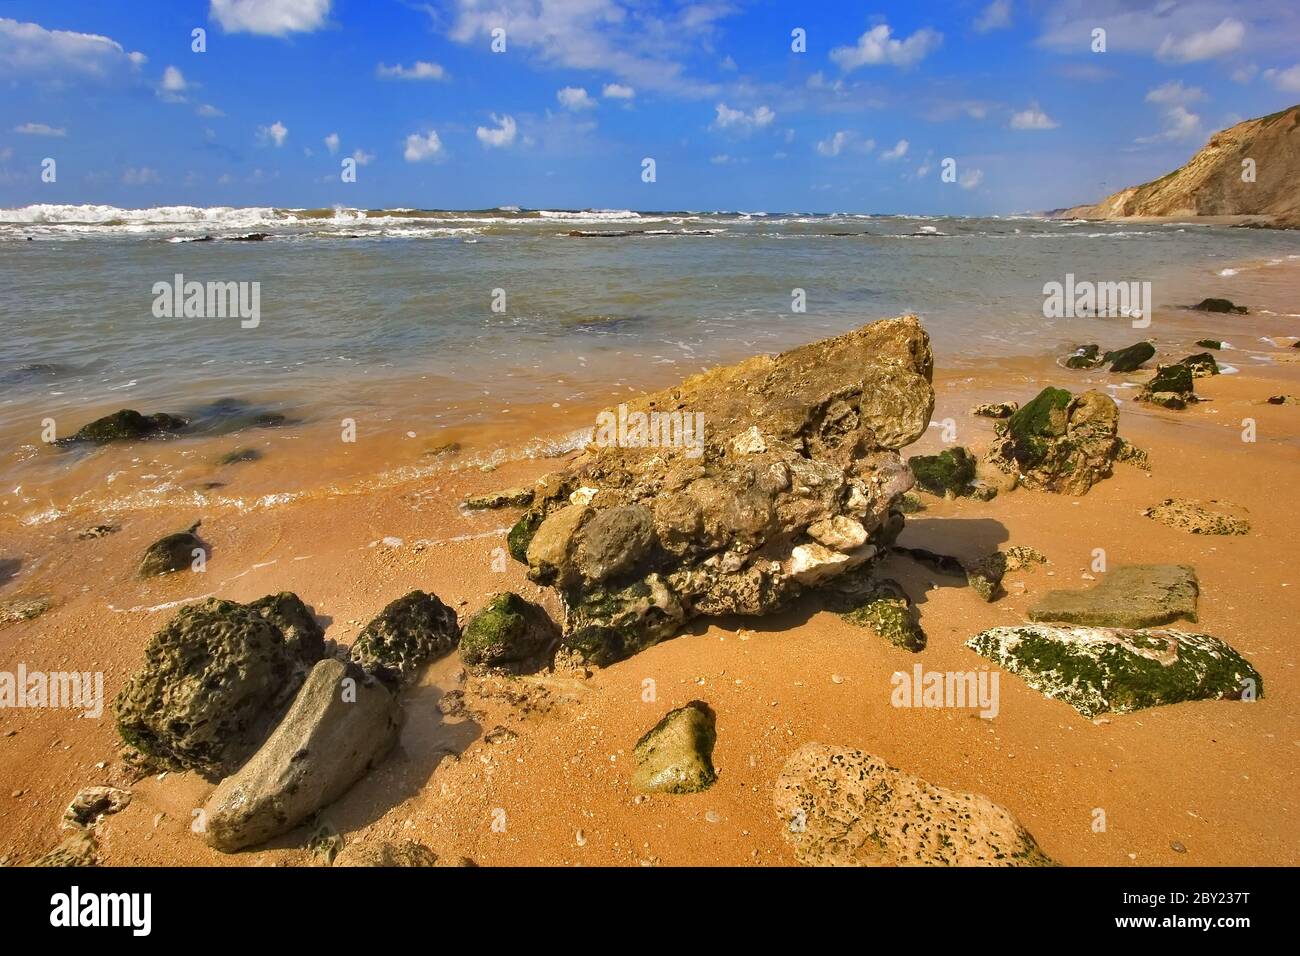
[
  {"xmin": 982, "ymin": 387, "xmax": 1121, "ymax": 495},
  {"xmin": 774, "ymin": 743, "xmax": 1054, "ymax": 866},
  {"xmin": 510, "ymin": 315, "xmax": 935, "ymax": 665},
  {"xmin": 349, "ymin": 590, "xmax": 460, "ymax": 685},
  {"xmin": 203, "ymin": 659, "xmax": 402, "ymax": 852},
  {"xmin": 966, "ymin": 624, "xmax": 1263, "ymax": 716},
  {"xmin": 113, "ymin": 594, "xmax": 325, "ymax": 778}
]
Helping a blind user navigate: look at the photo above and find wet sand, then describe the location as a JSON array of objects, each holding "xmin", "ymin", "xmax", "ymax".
[{"xmin": 1, "ymin": 258, "xmax": 1298, "ymax": 867}]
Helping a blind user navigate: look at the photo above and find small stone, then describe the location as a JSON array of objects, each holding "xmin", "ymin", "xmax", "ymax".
[{"xmin": 1170, "ymin": 841, "xmax": 1187, "ymax": 853}]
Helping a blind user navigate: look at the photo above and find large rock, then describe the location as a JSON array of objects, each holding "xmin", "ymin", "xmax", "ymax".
[
  {"xmin": 966, "ymin": 624, "xmax": 1263, "ymax": 717},
  {"xmin": 1101, "ymin": 341, "xmax": 1156, "ymax": 373},
  {"xmin": 459, "ymin": 592, "xmax": 559, "ymax": 670},
  {"xmin": 113, "ymin": 595, "xmax": 324, "ymax": 778},
  {"xmin": 138, "ymin": 522, "xmax": 205, "ymax": 577},
  {"xmin": 631, "ymin": 701, "xmax": 718, "ymax": 794},
  {"xmin": 981, "ymin": 387, "xmax": 1121, "ymax": 495},
  {"xmin": 510, "ymin": 315, "xmax": 935, "ymax": 665},
  {"xmin": 773, "ymin": 743, "xmax": 1053, "ymax": 866},
  {"xmin": 1137, "ymin": 363, "xmax": 1196, "ymax": 409},
  {"xmin": 1029, "ymin": 564, "xmax": 1198, "ymax": 628},
  {"xmin": 349, "ymin": 590, "xmax": 460, "ymax": 685},
  {"xmin": 203, "ymin": 659, "xmax": 402, "ymax": 852},
  {"xmin": 68, "ymin": 408, "xmax": 187, "ymax": 444},
  {"xmin": 907, "ymin": 446, "xmax": 978, "ymax": 498}
]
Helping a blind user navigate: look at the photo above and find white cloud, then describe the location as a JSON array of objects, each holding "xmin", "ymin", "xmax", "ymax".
[
  {"xmin": 258, "ymin": 120, "xmax": 289, "ymax": 146},
  {"xmin": 14, "ymin": 122, "xmax": 65, "ymax": 136},
  {"xmin": 122, "ymin": 166, "xmax": 160, "ymax": 185},
  {"xmin": 557, "ymin": 86, "xmax": 597, "ymax": 110},
  {"xmin": 476, "ymin": 114, "xmax": 518, "ymax": 148},
  {"xmin": 1009, "ymin": 103, "xmax": 1059, "ymax": 130},
  {"xmin": 376, "ymin": 61, "xmax": 446, "ymax": 81},
  {"xmin": 880, "ymin": 138, "xmax": 909, "ymax": 161},
  {"xmin": 404, "ymin": 129, "xmax": 444, "ymax": 162},
  {"xmin": 196, "ymin": 103, "xmax": 224, "ymax": 117},
  {"xmin": 1156, "ymin": 18, "xmax": 1245, "ymax": 62},
  {"xmin": 0, "ymin": 17, "xmax": 147, "ymax": 81},
  {"xmin": 710, "ymin": 154, "xmax": 732, "ymax": 165},
  {"xmin": 1145, "ymin": 81, "xmax": 1204, "ymax": 106},
  {"xmin": 830, "ymin": 23, "xmax": 943, "ymax": 71},
  {"xmin": 712, "ymin": 103, "xmax": 775, "ymax": 133},
  {"xmin": 1231, "ymin": 64, "xmax": 1257, "ymax": 84},
  {"xmin": 351, "ymin": 148, "xmax": 374, "ymax": 166},
  {"xmin": 161, "ymin": 65, "xmax": 187, "ymax": 92},
  {"xmin": 603, "ymin": 82, "xmax": 635, "ymax": 99},
  {"xmin": 974, "ymin": 0, "xmax": 1012, "ymax": 33},
  {"xmin": 1138, "ymin": 105, "xmax": 1202, "ymax": 143},
  {"xmin": 1264, "ymin": 64, "xmax": 1300, "ymax": 92},
  {"xmin": 959, "ymin": 168, "xmax": 984, "ymax": 190},
  {"xmin": 210, "ymin": 0, "xmax": 331, "ymax": 36},
  {"xmin": 815, "ymin": 130, "xmax": 873, "ymax": 157},
  {"xmin": 324, "ymin": 132, "xmax": 339, "ymax": 154}
]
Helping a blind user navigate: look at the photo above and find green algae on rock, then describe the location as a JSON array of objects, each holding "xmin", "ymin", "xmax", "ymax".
[
  {"xmin": 350, "ymin": 590, "xmax": 460, "ymax": 686},
  {"xmin": 459, "ymin": 592, "xmax": 559, "ymax": 669},
  {"xmin": 773, "ymin": 743, "xmax": 1055, "ymax": 866},
  {"xmin": 826, "ymin": 575, "xmax": 925, "ymax": 650},
  {"xmin": 68, "ymin": 408, "xmax": 188, "ymax": 444},
  {"xmin": 1143, "ymin": 498, "xmax": 1249, "ymax": 535},
  {"xmin": 1029, "ymin": 564, "xmax": 1198, "ymax": 628},
  {"xmin": 965, "ymin": 624, "xmax": 1263, "ymax": 717},
  {"xmin": 908, "ymin": 446, "xmax": 977, "ymax": 498},
  {"xmin": 507, "ymin": 509, "xmax": 545, "ymax": 563},
  {"xmin": 632, "ymin": 701, "xmax": 717, "ymax": 794},
  {"xmin": 465, "ymin": 486, "xmax": 534, "ymax": 510},
  {"xmin": 1064, "ymin": 344, "xmax": 1102, "ymax": 369},
  {"xmin": 971, "ymin": 401, "xmax": 1018, "ymax": 418},
  {"xmin": 982, "ymin": 387, "xmax": 1121, "ymax": 495}
]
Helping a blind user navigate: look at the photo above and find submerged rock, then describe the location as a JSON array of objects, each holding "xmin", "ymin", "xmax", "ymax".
[
  {"xmin": 631, "ymin": 701, "xmax": 717, "ymax": 794},
  {"xmin": 459, "ymin": 592, "xmax": 559, "ymax": 669},
  {"xmin": 515, "ymin": 315, "xmax": 934, "ymax": 665},
  {"xmin": 826, "ymin": 575, "xmax": 925, "ymax": 650},
  {"xmin": 966, "ymin": 625, "xmax": 1263, "ymax": 716},
  {"xmin": 350, "ymin": 590, "xmax": 460, "ymax": 685},
  {"xmin": 982, "ymin": 387, "xmax": 1121, "ymax": 495},
  {"xmin": 218, "ymin": 447, "xmax": 261, "ymax": 465},
  {"xmin": 465, "ymin": 487, "xmax": 534, "ymax": 510},
  {"xmin": 773, "ymin": 743, "xmax": 1054, "ymax": 866},
  {"xmin": 1143, "ymin": 498, "xmax": 1249, "ymax": 535},
  {"xmin": 908, "ymin": 446, "xmax": 978, "ymax": 498},
  {"xmin": 1191, "ymin": 297, "xmax": 1247, "ymax": 314},
  {"xmin": 1029, "ymin": 564, "xmax": 1198, "ymax": 628},
  {"xmin": 77, "ymin": 524, "xmax": 120, "ymax": 540},
  {"xmin": 113, "ymin": 595, "xmax": 325, "ymax": 778},
  {"xmin": 334, "ymin": 840, "xmax": 439, "ymax": 867},
  {"xmin": 138, "ymin": 521, "xmax": 205, "ymax": 577},
  {"xmin": 1064, "ymin": 344, "xmax": 1102, "ymax": 369},
  {"xmin": 69, "ymin": 409, "xmax": 188, "ymax": 444},
  {"xmin": 203, "ymin": 659, "xmax": 402, "ymax": 852},
  {"xmin": 1101, "ymin": 341, "xmax": 1156, "ymax": 373}
]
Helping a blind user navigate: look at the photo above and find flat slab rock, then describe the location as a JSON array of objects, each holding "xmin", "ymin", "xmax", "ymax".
[
  {"xmin": 1029, "ymin": 564, "xmax": 1197, "ymax": 628},
  {"xmin": 1143, "ymin": 498, "xmax": 1250, "ymax": 535},
  {"xmin": 966, "ymin": 624, "xmax": 1263, "ymax": 717},
  {"xmin": 773, "ymin": 743, "xmax": 1053, "ymax": 866}
]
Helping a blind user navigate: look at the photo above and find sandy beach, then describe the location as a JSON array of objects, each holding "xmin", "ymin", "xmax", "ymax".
[{"xmin": 1, "ymin": 253, "xmax": 1296, "ymax": 868}]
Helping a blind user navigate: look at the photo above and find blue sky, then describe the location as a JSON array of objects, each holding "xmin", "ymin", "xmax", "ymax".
[{"xmin": 1, "ymin": 0, "xmax": 1298, "ymax": 213}]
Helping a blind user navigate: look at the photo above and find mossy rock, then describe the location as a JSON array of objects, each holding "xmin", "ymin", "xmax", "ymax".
[
  {"xmin": 631, "ymin": 701, "xmax": 717, "ymax": 794},
  {"xmin": 1145, "ymin": 363, "xmax": 1194, "ymax": 395},
  {"xmin": 1029, "ymin": 564, "xmax": 1198, "ymax": 628},
  {"xmin": 966, "ymin": 552, "xmax": 1008, "ymax": 602},
  {"xmin": 138, "ymin": 522, "xmax": 205, "ymax": 577},
  {"xmin": 350, "ymin": 590, "xmax": 460, "ymax": 685},
  {"xmin": 459, "ymin": 592, "xmax": 558, "ymax": 669},
  {"xmin": 1178, "ymin": 352, "xmax": 1219, "ymax": 378},
  {"xmin": 1004, "ymin": 387, "xmax": 1071, "ymax": 468},
  {"xmin": 507, "ymin": 510, "xmax": 544, "ymax": 563},
  {"xmin": 970, "ymin": 401, "xmax": 1018, "ymax": 419},
  {"xmin": 908, "ymin": 446, "xmax": 976, "ymax": 497},
  {"xmin": 1191, "ymin": 298, "xmax": 1247, "ymax": 314},
  {"xmin": 836, "ymin": 578, "xmax": 926, "ymax": 651},
  {"xmin": 966, "ymin": 624, "xmax": 1263, "ymax": 717},
  {"xmin": 1101, "ymin": 341, "xmax": 1155, "ymax": 373},
  {"xmin": 71, "ymin": 409, "xmax": 188, "ymax": 444}
]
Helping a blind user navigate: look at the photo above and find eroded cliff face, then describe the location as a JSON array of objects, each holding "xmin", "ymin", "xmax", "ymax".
[
  {"xmin": 509, "ymin": 314, "xmax": 936, "ymax": 665},
  {"xmin": 1060, "ymin": 105, "xmax": 1300, "ymax": 228}
]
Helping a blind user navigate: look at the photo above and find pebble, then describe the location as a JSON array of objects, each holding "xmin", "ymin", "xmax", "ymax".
[
  {"xmin": 831, "ymin": 674, "xmax": 844, "ymax": 684},
  {"xmin": 575, "ymin": 829, "xmax": 587, "ymax": 846},
  {"xmin": 705, "ymin": 810, "xmax": 721, "ymax": 824},
  {"xmin": 1170, "ymin": 841, "xmax": 1187, "ymax": 853}
]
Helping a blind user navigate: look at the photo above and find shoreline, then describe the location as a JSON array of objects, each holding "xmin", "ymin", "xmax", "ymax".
[{"xmin": 1, "ymin": 254, "xmax": 1298, "ymax": 867}]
